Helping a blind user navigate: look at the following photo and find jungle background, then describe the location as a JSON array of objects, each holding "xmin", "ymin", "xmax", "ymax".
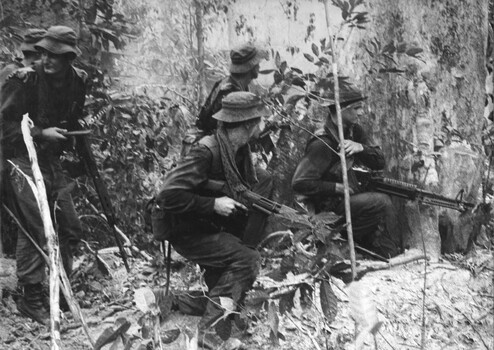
[{"xmin": 0, "ymin": 0, "xmax": 493, "ymax": 349}]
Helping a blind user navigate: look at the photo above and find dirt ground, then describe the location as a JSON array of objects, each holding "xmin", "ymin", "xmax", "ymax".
[{"xmin": 1, "ymin": 247, "xmax": 493, "ymax": 350}]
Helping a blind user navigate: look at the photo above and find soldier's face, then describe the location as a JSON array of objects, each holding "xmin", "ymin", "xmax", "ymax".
[
  {"xmin": 341, "ymin": 103, "xmax": 364, "ymax": 125},
  {"xmin": 41, "ymin": 50, "xmax": 71, "ymax": 76},
  {"xmin": 250, "ymin": 118, "xmax": 265, "ymax": 139}
]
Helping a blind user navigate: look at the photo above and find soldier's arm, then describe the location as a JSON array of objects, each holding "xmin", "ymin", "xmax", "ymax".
[
  {"xmin": 291, "ymin": 139, "xmax": 338, "ymax": 196},
  {"xmin": 156, "ymin": 145, "xmax": 216, "ymax": 215},
  {"xmin": 353, "ymin": 124, "xmax": 385, "ymax": 170},
  {"xmin": 0, "ymin": 72, "xmax": 44, "ymax": 145}
]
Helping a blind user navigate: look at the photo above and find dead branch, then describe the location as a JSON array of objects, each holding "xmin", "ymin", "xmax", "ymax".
[
  {"xmin": 2, "ymin": 204, "xmax": 95, "ymax": 348},
  {"xmin": 21, "ymin": 115, "xmax": 62, "ymax": 349}
]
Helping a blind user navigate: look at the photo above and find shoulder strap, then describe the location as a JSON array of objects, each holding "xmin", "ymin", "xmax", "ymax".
[{"xmin": 198, "ymin": 135, "xmax": 222, "ymax": 177}]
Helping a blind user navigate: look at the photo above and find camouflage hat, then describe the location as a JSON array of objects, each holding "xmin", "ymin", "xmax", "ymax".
[
  {"xmin": 230, "ymin": 44, "xmax": 264, "ymax": 74},
  {"xmin": 213, "ymin": 91, "xmax": 270, "ymax": 123},
  {"xmin": 35, "ymin": 25, "xmax": 82, "ymax": 57},
  {"xmin": 20, "ymin": 28, "xmax": 47, "ymax": 53},
  {"xmin": 327, "ymin": 81, "xmax": 367, "ymax": 107}
]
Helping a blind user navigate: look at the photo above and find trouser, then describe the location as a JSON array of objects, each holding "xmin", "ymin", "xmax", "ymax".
[
  {"xmin": 167, "ymin": 169, "xmax": 271, "ymax": 328},
  {"xmin": 171, "ymin": 231, "xmax": 260, "ymax": 330},
  {"xmin": 4, "ymin": 156, "xmax": 82, "ymax": 286},
  {"xmin": 333, "ymin": 192, "xmax": 400, "ymax": 257}
]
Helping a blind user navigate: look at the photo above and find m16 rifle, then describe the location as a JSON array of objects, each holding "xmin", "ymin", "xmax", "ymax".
[{"xmin": 353, "ymin": 168, "xmax": 475, "ymax": 212}]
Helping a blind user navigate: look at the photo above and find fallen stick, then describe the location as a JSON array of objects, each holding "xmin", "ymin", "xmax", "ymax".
[{"xmin": 333, "ymin": 249, "xmax": 428, "ymax": 279}]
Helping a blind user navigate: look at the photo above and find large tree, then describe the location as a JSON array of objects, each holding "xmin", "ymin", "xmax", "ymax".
[{"xmin": 340, "ymin": 0, "xmax": 489, "ymax": 259}]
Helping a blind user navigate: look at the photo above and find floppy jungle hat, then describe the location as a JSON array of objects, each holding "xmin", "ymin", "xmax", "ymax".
[
  {"xmin": 213, "ymin": 91, "xmax": 271, "ymax": 123},
  {"xmin": 230, "ymin": 44, "xmax": 264, "ymax": 74},
  {"xmin": 35, "ymin": 25, "xmax": 82, "ymax": 57},
  {"xmin": 20, "ymin": 29, "xmax": 47, "ymax": 53}
]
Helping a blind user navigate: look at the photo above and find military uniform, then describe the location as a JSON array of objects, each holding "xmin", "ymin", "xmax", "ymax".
[
  {"xmin": 157, "ymin": 92, "xmax": 271, "ymax": 341},
  {"xmin": 195, "ymin": 43, "xmax": 263, "ymax": 134},
  {"xmin": 0, "ymin": 25, "xmax": 86, "ymax": 325},
  {"xmin": 292, "ymin": 87, "xmax": 400, "ymax": 257}
]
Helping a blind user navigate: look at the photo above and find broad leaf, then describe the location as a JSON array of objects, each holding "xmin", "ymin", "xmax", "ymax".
[
  {"xmin": 311, "ymin": 43, "xmax": 320, "ymax": 57},
  {"xmin": 320, "ymin": 280, "xmax": 338, "ymax": 324},
  {"xmin": 134, "ymin": 287, "xmax": 156, "ymax": 314},
  {"xmin": 303, "ymin": 53, "xmax": 315, "ymax": 62},
  {"xmin": 406, "ymin": 47, "xmax": 423, "ymax": 57}
]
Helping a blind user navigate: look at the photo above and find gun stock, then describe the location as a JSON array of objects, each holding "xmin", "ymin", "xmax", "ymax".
[
  {"xmin": 354, "ymin": 169, "xmax": 475, "ymax": 212},
  {"xmin": 74, "ymin": 131, "xmax": 131, "ymax": 272}
]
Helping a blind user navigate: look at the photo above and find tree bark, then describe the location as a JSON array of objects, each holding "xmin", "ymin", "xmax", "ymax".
[
  {"xmin": 342, "ymin": 0, "xmax": 488, "ymax": 257},
  {"xmin": 195, "ymin": 0, "xmax": 206, "ymax": 105}
]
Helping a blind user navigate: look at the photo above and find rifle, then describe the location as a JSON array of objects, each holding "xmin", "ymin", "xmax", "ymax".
[
  {"xmin": 353, "ymin": 168, "xmax": 475, "ymax": 212},
  {"xmin": 71, "ymin": 129, "xmax": 131, "ymax": 272},
  {"xmin": 204, "ymin": 179, "xmax": 311, "ymax": 228}
]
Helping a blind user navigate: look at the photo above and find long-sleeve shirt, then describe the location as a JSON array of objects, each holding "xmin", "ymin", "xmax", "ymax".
[
  {"xmin": 1, "ymin": 63, "xmax": 86, "ymax": 159},
  {"xmin": 157, "ymin": 135, "xmax": 252, "ymax": 237},
  {"xmin": 292, "ymin": 123, "xmax": 384, "ymax": 199}
]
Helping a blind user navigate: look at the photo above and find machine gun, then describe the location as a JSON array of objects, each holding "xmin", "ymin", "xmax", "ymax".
[
  {"xmin": 353, "ymin": 168, "xmax": 475, "ymax": 212},
  {"xmin": 69, "ymin": 127, "xmax": 131, "ymax": 272}
]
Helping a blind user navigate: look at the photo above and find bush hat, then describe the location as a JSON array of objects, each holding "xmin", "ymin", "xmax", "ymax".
[
  {"xmin": 20, "ymin": 29, "xmax": 47, "ymax": 53},
  {"xmin": 213, "ymin": 92, "xmax": 271, "ymax": 123},
  {"xmin": 35, "ymin": 26, "xmax": 82, "ymax": 57},
  {"xmin": 327, "ymin": 81, "xmax": 367, "ymax": 107},
  {"xmin": 230, "ymin": 44, "xmax": 263, "ymax": 74}
]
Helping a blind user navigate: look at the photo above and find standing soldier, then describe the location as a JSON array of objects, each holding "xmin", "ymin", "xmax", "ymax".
[
  {"xmin": 0, "ymin": 28, "xmax": 46, "ymax": 86},
  {"xmin": 0, "ymin": 25, "xmax": 86, "ymax": 325},
  {"xmin": 195, "ymin": 43, "xmax": 265, "ymax": 134}
]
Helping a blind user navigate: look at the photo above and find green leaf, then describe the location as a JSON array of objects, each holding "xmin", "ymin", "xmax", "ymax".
[
  {"xmin": 396, "ymin": 42, "xmax": 407, "ymax": 53},
  {"xmin": 303, "ymin": 53, "xmax": 315, "ymax": 62},
  {"xmin": 406, "ymin": 47, "xmax": 424, "ymax": 57},
  {"xmin": 311, "ymin": 43, "xmax": 320, "ymax": 57},
  {"xmin": 275, "ymin": 51, "xmax": 281, "ymax": 68},
  {"xmin": 134, "ymin": 287, "xmax": 156, "ymax": 314},
  {"xmin": 319, "ymin": 56, "xmax": 330, "ymax": 64},
  {"xmin": 320, "ymin": 280, "xmax": 338, "ymax": 324},
  {"xmin": 280, "ymin": 61, "xmax": 288, "ymax": 74},
  {"xmin": 320, "ymin": 38, "xmax": 327, "ymax": 51}
]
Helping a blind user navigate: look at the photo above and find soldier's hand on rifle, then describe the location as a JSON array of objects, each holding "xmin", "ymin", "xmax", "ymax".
[
  {"xmin": 335, "ymin": 183, "xmax": 354, "ymax": 195},
  {"xmin": 340, "ymin": 139, "xmax": 363, "ymax": 156},
  {"xmin": 41, "ymin": 127, "xmax": 68, "ymax": 142},
  {"xmin": 214, "ymin": 196, "xmax": 248, "ymax": 217}
]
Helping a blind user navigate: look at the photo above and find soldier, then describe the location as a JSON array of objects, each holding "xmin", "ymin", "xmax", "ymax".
[
  {"xmin": 0, "ymin": 28, "xmax": 46, "ymax": 86},
  {"xmin": 291, "ymin": 83, "xmax": 400, "ymax": 258},
  {"xmin": 156, "ymin": 92, "xmax": 272, "ymax": 348},
  {"xmin": 0, "ymin": 25, "xmax": 86, "ymax": 324},
  {"xmin": 195, "ymin": 43, "xmax": 265, "ymax": 134}
]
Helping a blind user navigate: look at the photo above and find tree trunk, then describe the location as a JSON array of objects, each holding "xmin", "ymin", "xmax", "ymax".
[
  {"xmin": 341, "ymin": 0, "xmax": 488, "ymax": 257},
  {"xmin": 195, "ymin": 0, "xmax": 206, "ymax": 105}
]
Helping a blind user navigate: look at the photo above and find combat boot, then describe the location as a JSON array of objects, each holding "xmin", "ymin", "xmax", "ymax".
[{"xmin": 17, "ymin": 283, "xmax": 50, "ymax": 325}]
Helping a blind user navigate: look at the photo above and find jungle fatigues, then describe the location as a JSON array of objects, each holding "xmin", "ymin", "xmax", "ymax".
[
  {"xmin": 292, "ymin": 123, "xmax": 400, "ymax": 257},
  {"xmin": 1, "ymin": 62, "xmax": 86, "ymax": 285},
  {"xmin": 195, "ymin": 76, "xmax": 247, "ymax": 134},
  {"xmin": 157, "ymin": 134, "xmax": 272, "ymax": 332}
]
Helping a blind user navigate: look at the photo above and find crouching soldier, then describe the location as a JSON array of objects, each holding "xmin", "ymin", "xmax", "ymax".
[
  {"xmin": 155, "ymin": 91, "xmax": 272, "ymax": 348},
  {"xmin": 291, "ymin": 83, "xmax": 401, "ymax": 258}
]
